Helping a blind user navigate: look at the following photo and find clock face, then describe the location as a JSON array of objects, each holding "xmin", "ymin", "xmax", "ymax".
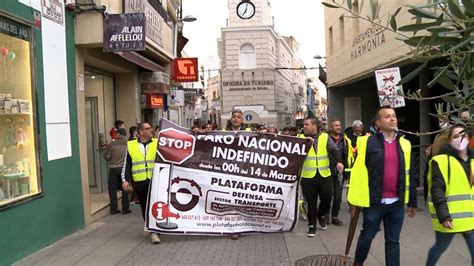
[{"xmin": 236, "ymin": 1, "xmax": 255, "ymax": 19}]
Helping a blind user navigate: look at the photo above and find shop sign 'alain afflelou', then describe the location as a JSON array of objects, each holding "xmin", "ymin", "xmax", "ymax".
[{"xmin": 103, "ymin": 13, "xmax": 145, "ymax": 52}]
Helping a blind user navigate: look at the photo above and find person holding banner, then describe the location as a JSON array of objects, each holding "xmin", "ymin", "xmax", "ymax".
[
  {"xmin": 301, "ymin": 117, "xmax": 344, "ymax": 237},
  {"xmin": 225, "ymin": 109, "xmax": 250, "ymax": 240},
  {"xmin": 204, "ymin": 123, "xmax": 214, "ymax": 132},
  {"xmin": 226, "ymin": 109, "xmax": 251, "ymax": 131},
  {"xmin": 121, "ymin": 122, "xmax": 161, "ymax": 244},
  {"xmin": 348, "ymin": 106, "xmax": 417, "ymax": 266}
]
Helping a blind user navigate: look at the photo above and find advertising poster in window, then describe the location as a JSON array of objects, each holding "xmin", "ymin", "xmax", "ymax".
[
  {"xmin": 146, "ymin": 119, "xmax": 310, "ymax": 234},
  {"xmin": 375, "ymin": 67, "xmax": 405, "ymax": 108},
  {"xmin": 0, "ymin": 15, "xmax": 41, "ymax": 208}
]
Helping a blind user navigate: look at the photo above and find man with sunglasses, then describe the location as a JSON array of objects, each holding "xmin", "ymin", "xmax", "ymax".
[{"xmin": 121, "ymin": 122, "xmax": 161, "ymax": 244}]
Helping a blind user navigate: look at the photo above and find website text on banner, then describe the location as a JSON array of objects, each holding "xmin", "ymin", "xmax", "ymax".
[{"xmin": 146, "ymin": 119, "xmax": 311, "ymax": 235}]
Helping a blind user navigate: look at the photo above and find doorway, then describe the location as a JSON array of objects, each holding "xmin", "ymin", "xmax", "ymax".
[{"xmin": 84, "ymin": 70, "xmax": 116, "ymax": 215}]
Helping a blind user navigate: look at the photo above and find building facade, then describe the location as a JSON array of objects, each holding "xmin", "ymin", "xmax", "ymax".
[
  {"xmin": 311, "ymin": 81, "xmax": 328, "ymax": 125},
  {"xmin": 0, "ymin": 1, "xmax": 83, "ymax": 264},
  {"xmin": 324, "ymin": 0, "xmax": 443, "ymax": 143},
  {"xmin": 204, "ymin": 75, "xmax": 222, "ymax": 128},
  {"xmin": 70, "ymin": 0, "xmax": 180, "ymax": 223},
  {"xmin": 218, "ymin": 0, "xmax": 307, "ymax": 130},
  {"xmin": 323, "ymin": 0, "xmax": 456, "ymax": 187}
]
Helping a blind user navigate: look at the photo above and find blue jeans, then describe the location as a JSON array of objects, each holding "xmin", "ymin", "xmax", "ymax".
[
  {"xmin": 426, "ymin": 230, "xmax": 474, "ymax": 266},
  {"xmin": 354, "ymin": 201, "xmax": 405, "ymax": 266}
]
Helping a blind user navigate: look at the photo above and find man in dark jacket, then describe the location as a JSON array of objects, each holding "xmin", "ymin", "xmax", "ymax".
[
  {"xmin": 103, "ymin": 127, "xmax": 130, "ymax": 215},
  {"xmin": 328, "ymin": 118, "xmax": 349, "ymax": 226},
  {"xmin": 349, "ymin": 106, "xmax": 417, "ymax": 266},
  {"xmin": 347, "ymin": 120, "xmax": 364, "ymax": 148}
]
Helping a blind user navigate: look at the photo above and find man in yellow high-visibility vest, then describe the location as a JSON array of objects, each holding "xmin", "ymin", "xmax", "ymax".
[
  {"xmin": 348, "ymin": 106, "xmax": 417, "ymax": 266},
  {"xmin": 301, "ymin": 117, "xmax": 344, "ymax": 237},
  {"xmin": 121, "ymin": 122, "xmax": 160, "ymax": 244}
]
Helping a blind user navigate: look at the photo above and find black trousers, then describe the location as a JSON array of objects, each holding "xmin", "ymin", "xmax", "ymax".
[
  {"xmin": 108, "ymin": 167, "xmax": 129, "ymax": 212},
  {"xmin": 301, "ymin": 174, "xmax": 333, "ymax": 227},
  {"xmin": 133, "ymin": 179, "xmax": 150, "ymax": 220},
  {"xmin": 331, "ymin": 173, "xmax": 343, "ymax": 218}
]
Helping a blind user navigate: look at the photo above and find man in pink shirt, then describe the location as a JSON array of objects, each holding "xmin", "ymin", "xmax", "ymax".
[{"xmin": 350, "ymin": 106, "xmax": 417, "ymax": 266}]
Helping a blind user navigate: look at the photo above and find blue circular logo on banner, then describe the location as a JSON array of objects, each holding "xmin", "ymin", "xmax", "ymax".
[{"xmin": 245, "ymin": 114, "xmax": 252, "ymax": 121}]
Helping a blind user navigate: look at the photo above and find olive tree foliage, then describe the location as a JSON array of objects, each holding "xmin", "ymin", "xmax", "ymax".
[{"xmin": 322, "ymin": 0, "xmax": 473, "ymax": 134}]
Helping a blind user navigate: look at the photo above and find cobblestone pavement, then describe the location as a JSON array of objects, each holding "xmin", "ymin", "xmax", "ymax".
[
  {"xmin": 118, "ymin": 233, "xmax": 290, "ymax": 265},
  {"xmin": 14, "ymin": 196, "xmax": 472, "ymax": 266}
]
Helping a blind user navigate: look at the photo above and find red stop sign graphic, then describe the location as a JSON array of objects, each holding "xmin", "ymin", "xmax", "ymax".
[{"xmin": 157, "ymin": 128, "xmax": 196, "ymax": 164}]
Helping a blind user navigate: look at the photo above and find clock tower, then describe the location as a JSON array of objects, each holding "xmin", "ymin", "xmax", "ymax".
[
  {"xmin": 217, "ymin": 0, "xmax": 305, "ymax": 130},
  {"xmin": 228, "ymin": 0, "xmax": 273, "ymax": 27}
]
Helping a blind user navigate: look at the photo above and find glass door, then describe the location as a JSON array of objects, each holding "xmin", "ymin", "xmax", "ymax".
[{"xmin": 85, "ymin": 97, "xmax": 101, "ymax": 193}]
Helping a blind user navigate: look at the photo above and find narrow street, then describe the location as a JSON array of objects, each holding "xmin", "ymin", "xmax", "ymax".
[{"xmin": 15, "ymin": 195, "xmax": 471, "ymax": 266}]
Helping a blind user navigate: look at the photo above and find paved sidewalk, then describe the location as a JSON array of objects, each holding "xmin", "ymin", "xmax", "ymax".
[{"xmin": 14, "ymin": 200, "xmax": 471, "ymax": 265}]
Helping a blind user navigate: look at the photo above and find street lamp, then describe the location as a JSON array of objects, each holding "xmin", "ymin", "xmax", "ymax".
[
  {"xmin": 313, "ymin": 55, "xmax": 328, "ymax": 119},
  {"xmin": 182, "ymin": 15, "xmax": 197, "ymax": 22},
  {"xmin": 174, "ymin": 2, "xmax": 197, "ymax": 57}
]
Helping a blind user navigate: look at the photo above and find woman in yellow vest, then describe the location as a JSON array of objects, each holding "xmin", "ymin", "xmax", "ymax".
[{"xmin": 426, "ymin": 125, "xmax": 474, "ymax": 265}]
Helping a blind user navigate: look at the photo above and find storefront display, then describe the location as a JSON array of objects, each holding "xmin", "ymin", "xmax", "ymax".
[{"xmin": 0, "ymin": 15, "xmax": 40, "ymax": 208}]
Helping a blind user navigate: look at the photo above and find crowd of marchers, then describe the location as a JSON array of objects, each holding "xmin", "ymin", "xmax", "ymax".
[{"xmin": 102, "ymin": 107, "xmax": 473, "ymax": 266}]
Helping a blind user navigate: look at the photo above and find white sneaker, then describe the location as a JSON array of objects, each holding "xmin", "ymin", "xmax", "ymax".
[{"xmin": 150, "ymin": 232, "xmax": 161, "ymax": 244}]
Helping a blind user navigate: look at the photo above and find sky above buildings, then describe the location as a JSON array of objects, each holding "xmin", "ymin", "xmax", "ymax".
[{"xmin": 181, "ymin": 0, "xmax": 327, "ymax": 86}]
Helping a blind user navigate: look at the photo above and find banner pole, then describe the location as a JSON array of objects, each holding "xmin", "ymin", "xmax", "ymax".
[{"xmin": 157, "ymin": 163, "xmax": 178, "ymax": 229}]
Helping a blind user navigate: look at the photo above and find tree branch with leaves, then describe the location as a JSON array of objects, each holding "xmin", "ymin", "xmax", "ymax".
[{"xmin": 322, "ymin": 0, "xmax": 473, "ymax": 135}]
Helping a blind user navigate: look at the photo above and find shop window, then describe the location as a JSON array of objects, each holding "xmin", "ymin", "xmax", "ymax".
[
  {"xmin": 239, "ymin": 43, "xmax": 256, "ymax": 69},
  {"xmin": 0, "ymin": 15, "xmax": 40, "ymax": 208}
]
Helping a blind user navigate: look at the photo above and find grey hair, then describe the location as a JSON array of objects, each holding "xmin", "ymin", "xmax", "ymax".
[
  {"xmin": 352, "ymin": 120, "xmax": 364, "ymax": 128},
  {"xmin": 231, "ymin": 109, "xmax": 243, "ymax": 116}
]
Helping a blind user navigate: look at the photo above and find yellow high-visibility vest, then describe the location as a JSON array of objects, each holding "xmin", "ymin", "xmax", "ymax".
[
  {"xmin": 127, "ymin": 138, "xmax": 157, "ymax": 182},
  {"xmin": 344, "ymin": 134, "xmax": 355, "ymax": 167},
  {"xmin": 347, "ymin": 135, "xmax": 411, "ymax": 207},
  {"xmin": 301, "ymin": 133, "xmax": 331, "ymax": 178},
  {"xmin": 427, "ymin": 155, "xmax": 474, "ymax": 233}
]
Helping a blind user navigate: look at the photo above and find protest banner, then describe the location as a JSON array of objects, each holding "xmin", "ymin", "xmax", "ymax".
[{"xmin": 145, "ymin": 119, "xmax": 311, "ymax": 235}]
